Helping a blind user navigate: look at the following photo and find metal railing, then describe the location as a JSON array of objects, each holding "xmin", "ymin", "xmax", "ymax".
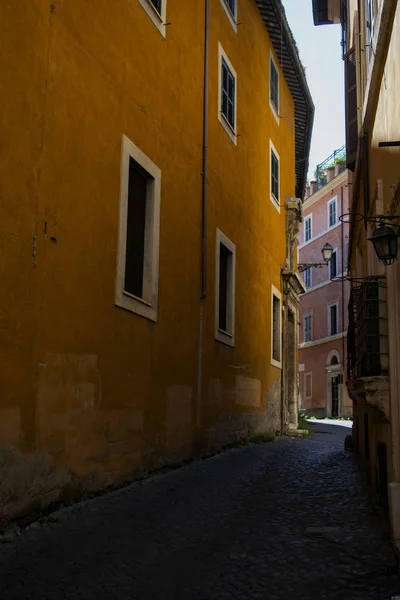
[
  {"xmin": 347, "ymin": 281, "xmax": 386, "ymax": 379},
  {"xmin": 315, "ymin": 144, "xmax": 346, "ymax": 191}
]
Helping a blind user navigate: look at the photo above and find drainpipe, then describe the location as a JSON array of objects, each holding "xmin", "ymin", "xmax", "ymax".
[
  {"xmin": 196, "ymin": 0, "xmax": 210, "ymax": 441},
  {"xmin": 341, "ymin": 185, "xmax": 345, "ymax": 413}
]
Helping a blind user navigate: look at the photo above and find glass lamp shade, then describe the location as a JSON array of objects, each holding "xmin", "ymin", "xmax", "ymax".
[
  {"xmin": 321, "ymin": 243, "xmax": 334, "ymax": 264},
  {"xmin": 368, "ymin": 224, "xmax": 398, "ymax": 266}
]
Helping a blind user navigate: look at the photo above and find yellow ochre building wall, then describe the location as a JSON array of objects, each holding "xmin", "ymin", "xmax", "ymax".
[{"xmin": 0, "ymin": 0, "xmax": 296, "ymax": 523}]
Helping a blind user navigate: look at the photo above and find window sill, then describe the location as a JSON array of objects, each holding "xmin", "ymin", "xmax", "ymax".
[
  {"xmin": 271, "ymin": 357, "xmax": 282, "ymax": 369},
  {"xmin": 218, "ymin": 112, "xmax": 237, "ymax": 146},
  {"xmin": 215, "ymin": 327, "xmax": 235, "ymax": 347},
  {"xmin": 270, "ymin": 193, "xmax": 280, "ymax": 213},
  {"xmin": 137, "ymin": 0, "xmax": 166, "ymax": 38},
  {"xmin": 269, "ymin": 99, "xmax": 280, "ymax": 125},
  {"xmin": 116, "ymin": 290, "xmax": 157, "ymax": 322}
]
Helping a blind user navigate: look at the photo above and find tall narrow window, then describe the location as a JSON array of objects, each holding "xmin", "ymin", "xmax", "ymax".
[
  {"xmin": 305, "ymin": 215, "xmax": 312, "ymax": 242},
  {"xmin": 221, "ymin": 58, "xmax": 235, "ymax": 129},
  {"xmin": 271, "ymin": 285, "xmax": 282, "ymax": 368},
  {"xmin": 330, "ymin": 250, "xmax": 337, "ymax": 279},
  {"xmin": 304, "ymin": 266, "xmax": 312, "ymax": 289},
  {"xmin": 270, "ymin": 143, "xmax": 280, "ymax": 207},
  {"xmin": 270, "ymin": 55, "xmax": 279, "ymax": 115},
  {"xmin": 116, "ymin": 135, "xmax": 161, "ymax": 322},
  {"xmin": 328, "ymin": 197, "xmax": 337, "ymax": 227},
  {"xmin": 366, "ymin": 0, "xmax": 375, "ymax": 62},
  {"xmin": 215, "ymin": 229, "xmax": 236, "ymax": 346},
  {"xmin": 304, "ymin": 373, "xmax": 312, "ymax": 399},
  {"xmin": 329, "ymin": 303, "xmax": 338, "ymax": 336},
  {"xmin": 138, "ymin": 0, "xmax": 167, "ymax": 37},
  {"xmin": 304, "ymin": 313, "xmax": 312, "ymax": 342},
  {"xmin": 225, "ymin": 0, "xmax": 236, "ymax": 17},
  {"xmin": 218, "ymin": 44, "xmax": 237, "ymax": 143}
]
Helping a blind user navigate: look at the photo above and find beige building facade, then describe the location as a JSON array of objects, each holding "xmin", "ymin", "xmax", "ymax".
[{"xmin": 312, "ymin": 0, "xmax": 400, "ymax": 546}]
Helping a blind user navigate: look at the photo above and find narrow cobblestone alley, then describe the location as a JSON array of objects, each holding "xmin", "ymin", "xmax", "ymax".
[{"xmin": 0, "ymin": 422, "xmax": 399, "ymax": 600}]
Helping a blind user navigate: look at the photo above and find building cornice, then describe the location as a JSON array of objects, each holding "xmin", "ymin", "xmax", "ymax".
[
  {"xmin": 255, "ymin": 0, "xmax": 315, "ymax": 200},
  {"xmin": 303, "ymin": 170, "xmax": 348, "ymax": 209}
]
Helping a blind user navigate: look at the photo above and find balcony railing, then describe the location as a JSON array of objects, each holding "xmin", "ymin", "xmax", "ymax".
[{"xmin": 347, "ymin": 280, "xmax": 387, "ymax": 379}]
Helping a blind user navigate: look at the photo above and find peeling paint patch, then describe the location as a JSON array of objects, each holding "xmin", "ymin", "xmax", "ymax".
[{"xmin": 235, "ymin": 376, "xmax": 261, "ymax": 408}]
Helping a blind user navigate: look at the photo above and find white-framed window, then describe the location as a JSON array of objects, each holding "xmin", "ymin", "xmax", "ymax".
[
  {"xmin": 215, "ymin": 229, "xmax": 236, "ymax": 347},
  {"xmin": 328, "ymin": 301, "xmax": 339, "ymax": 336},
  {"xmin": 116, "ymin": 135, "xmax": 161, "ymax": 322},
  {"xmin": 304, "ymin": 311, "xmax": 312, "ymax": 343},
  {"xmin": 328, "ymin": 196, "xmax": 337, "ymax": 228},
  {"xmin": 366, "ymin": 0, "xmax": 375, "ymax": 62},
  {"xmin": 137, "ymin": 0, "xmax": 167, "ymax": 37},
  {"xmin": 269, "ymin": 51, "xmax": 280, "ymax": 123},
  {"xmin": 329, "ymin": 249, "xmax": 338, "ymax": 279},
  {"xmin": 304, "ymin": 372, "xmax": 312, "ymax": 399},
  {"xmin": 304, "ymin": 266, "xmax": 312, "ymax": 289},
  {"xmin": 271, "ymin": 285, "xmax": 282, "ymax": 368},
  {"xmin": 270, "ymin": 140, "xmax": 280, "ymax": 211},
  {"xmin": 220, "ymin": 0, "xmax": 237, "ymax": 31},
  {"xmin": 304, "ymin": 214, "xmax": 312, "ymax": 242},
  {"xmin": 218, "ymin": 43, "xmax": 237, "ymax": 145}
]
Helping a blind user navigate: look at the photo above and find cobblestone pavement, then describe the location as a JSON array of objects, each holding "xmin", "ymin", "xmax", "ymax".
[{"xmin": 0, "ymin": 422, "xmax": 399, "ymax": 600}]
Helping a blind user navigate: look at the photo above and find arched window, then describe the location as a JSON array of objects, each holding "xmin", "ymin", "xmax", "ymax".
[{"xmin": 331, "ymin": 355, "xmax": 339, "ymax": 365}]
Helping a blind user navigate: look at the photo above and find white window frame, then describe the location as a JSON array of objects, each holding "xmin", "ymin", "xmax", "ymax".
[
  {"xmin": 215, "ymin": 229, "xmax": 236, "ymax": 347},
  {"xmin": 271, "ymin": 284, "xmax": 282, "ymax": 369},
  {"xmin": 269, "ymin": 51, "xmax": 280, "ymax": 125},
  {"xmin": 269, "ymin": 140, "xmax": 280, "ymax": 213},
  {"xmin": 220, "ymin": 0, "xmax": 238, "ymax": 32},
  {"xmin": 304, "ymin": 214, "xmax": 312, "ymax": 242},
  {"xmin": 328, "ymin": 196, "xmax": 338, "ymax": 228},
  {"xmin": 137, "ymin": 0, "xmax": 167, "ymax": 38},
  {"xmin": 329, "ymin": 248, "xmax": 338, "ymax": 280},
  {"xmin": 116, "ymin": 135, "xmax": 161, "ymax": 322},
  {"xmin": 304, "ymin": 311, "xmax": 313, "ymax": 343},
  {"xmin": 218, "ymin": 43, "xmax": 237, "ymax": 146},
  {"xmin": 327, "ymin": 300, "xmax": 339, "ymax": 337},
  {"xmin": 304, "ymin": 372, "xmax": 312, "ymax": 400},
  {"xmin": 304, "ymin": 266, "xmax": 312, "ymax": 289}
]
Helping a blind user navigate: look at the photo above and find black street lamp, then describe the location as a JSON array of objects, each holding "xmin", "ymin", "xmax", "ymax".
[
  {"xmin": 368, "ymin": 223, "xmax": 398, "ymax": 266},
  {"xmin": 298, "ymin": 242, "xmax": 333, "ymax": 273}
]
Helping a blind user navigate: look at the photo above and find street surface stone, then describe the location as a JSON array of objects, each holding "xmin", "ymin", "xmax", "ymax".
[{"xmin": 0, "ymin": 421, "xmax": 399, "ymax": 599}]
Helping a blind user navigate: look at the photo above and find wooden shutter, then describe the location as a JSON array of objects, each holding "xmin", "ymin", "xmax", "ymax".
[{"xmin": 345, "ymin": 47, "xmax": 358, "ymax": 171}]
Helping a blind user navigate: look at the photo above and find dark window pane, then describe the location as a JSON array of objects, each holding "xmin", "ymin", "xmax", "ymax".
[
  {"xmin": 149, "ymin": 0, "xmax": 162, "ymax": 13},
  {"xmin": 271, "ymin": 151, "xmax": 279, "ymax": 200},
  {"xmin": 330, "ymin": 251, "xmax": 337, "ymax": 278},
  {"xmin": 219, "ymin": 244, "xmax": 231, "ymax": 331},
  {"xmin": 221, "ymin": 59, "xmax": 235, "ymax": 128},
  {"xmin": 331, "ymin": 305, "xmax": 337, "ymax": 335},
  {"xmin": 226, "ymin": 0, "xmax": 236, "ymax": 16},
  {"xmin": 270, "ymin": 60, "xmax": 279, "ymax": 111},
  {"xmin": 125, "ymin": 158, "xmax": 147, "ymax": 298}
]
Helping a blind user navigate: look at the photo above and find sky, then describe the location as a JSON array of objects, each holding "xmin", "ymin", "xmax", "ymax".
[{"xmin": 281, "ymin": 0, "xmax": 345, "ymax": 181}]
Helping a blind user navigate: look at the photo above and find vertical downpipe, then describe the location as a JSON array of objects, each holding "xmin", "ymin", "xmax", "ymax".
[
  {"xmin": 341, "ymin": 186, "xmax": 345, "ymax": 412},
  {"xmin": 196, "ymin": 0, "xmax": 210, "ymax": 441}
]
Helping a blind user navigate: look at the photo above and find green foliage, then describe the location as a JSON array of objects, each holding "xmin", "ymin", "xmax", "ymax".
[{"xmin": 297, "ymin": 414, "xmax": 313, "ymax": 436}]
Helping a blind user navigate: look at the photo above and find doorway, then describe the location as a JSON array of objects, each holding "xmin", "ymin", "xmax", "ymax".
[{"xmin": 331, "ymin": 376, "xmax": 339, "ymax": 418}]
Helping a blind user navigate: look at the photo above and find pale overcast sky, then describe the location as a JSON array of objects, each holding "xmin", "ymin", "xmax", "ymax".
[{"xmin": 281, "ymin": 0, "xmax": 345, "ymax": 181}]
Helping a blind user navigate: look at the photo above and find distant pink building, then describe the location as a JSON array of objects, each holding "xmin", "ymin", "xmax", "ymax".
[{"xmin": 298, "ymin": 158, "xmax": 352, "ymax": 418}]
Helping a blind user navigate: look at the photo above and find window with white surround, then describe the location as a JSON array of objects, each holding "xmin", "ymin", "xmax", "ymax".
[
  {"xmin": 218, "ymin": 44, "xmax": 237, "ymax": 144},
  {"xmin": 271, "ymin": 285, "xmax": 282, "ymax": 368},
  {"xmin": 215, "ymin": 229, "xmax": 236, "ymax": 347},
  {"xmin": 220, "ymin": 0, "xmax": 237, "ymax": 31},
  {"xmin": 328, "ymin": 197, "xmax": 337, "ymax": 228},
  {"xmin": 329, "ymin": 249, "xmax": 337, "ymax": 279},
  {"xmin": 137, "ymin": 0, "xmax": 167, "ymax": 37},
  {"xmin": 366, "ymin": 0, "xmax": 375, "ymax": 62},
  {"xmin": 116, "ymin": 135, "xmax": 161, "ymax": 322},
  {"xmin": 269, "ymin": 52, "xmax": 279, "ymax": 122},
  {"xmin": 270, "ymin": 140, "xmax": 280, "ymax": 211},
  {"xmin": 304, "ymin": 266, "xmax": 312, "ymax": 289},
  {"xmin": 304, "ymin": 312, "xmax": 312, "ymax": 343},
  {"xmin": 328, "ymin": 301, "xmax": 339, "ymax": 336},
  {"xmin": 304, "ymin": 214, "xmax": 312, "ymax": 242},
  {"xmin": 304, "ymin": 372, "xmax": 312, "ymax": 399}
]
